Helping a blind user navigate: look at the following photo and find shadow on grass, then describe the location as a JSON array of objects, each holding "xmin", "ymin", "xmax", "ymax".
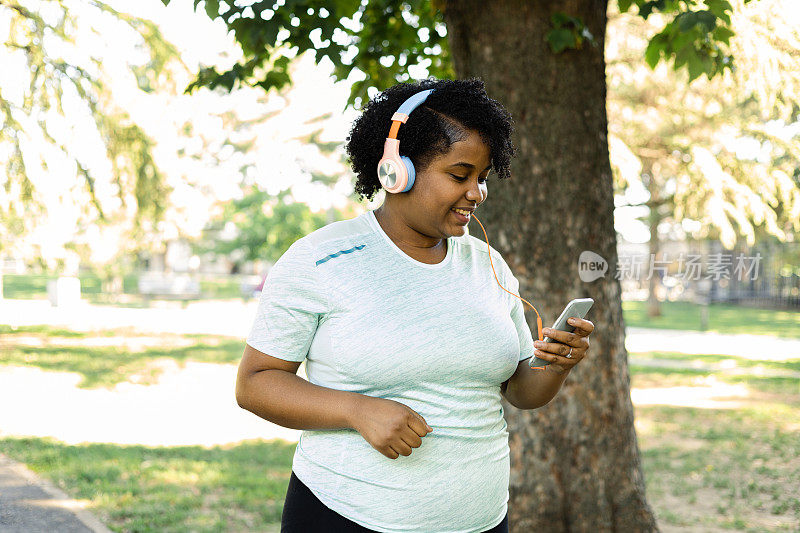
[
  {"xmin": 0, "ymin": 326, "xmax": 244, "ymax": 388},
  {"xmin": 0, "ymin": 437, "xmax": 294, "ymax": 532}
]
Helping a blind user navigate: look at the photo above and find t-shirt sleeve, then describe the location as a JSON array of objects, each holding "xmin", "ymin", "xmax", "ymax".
[
  {"xmin": 503, "ymin": 262, "xmax": 536, "ymax": 362},
  {"xmin": 246, "ymin": 238, "xmax": 329, "ymax": 362}
]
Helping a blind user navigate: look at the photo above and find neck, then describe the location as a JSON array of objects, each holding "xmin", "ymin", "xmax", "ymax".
[{"xmin": 375, "ymin": 202, "xmax": 445, "ymax": 252}]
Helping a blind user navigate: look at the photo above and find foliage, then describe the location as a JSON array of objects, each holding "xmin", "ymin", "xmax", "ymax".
[
  {"xmin": 607, "ymin": 0, "xmax": 800, "ymax": 250},
  {"xmin": 0, "ymin": 1, "xmax": 180, "ymax": 263},
  {"xmin": 196, "ymin": 187, "xmax": 337, "ymax": 266},
  {"xmin": 164, "ymin": 0, "xmax": 453, "ymax": 107},
  {"xmin": 546, "ymin": 12, "xmax": 598, "ymax": 53},
  {"xmin": 168, "ymin": 0, "xmax": 746, "ymax": 106},
  {"xmin": 618, "ymin": 0, "xmax": 746, "ymax": 81}
]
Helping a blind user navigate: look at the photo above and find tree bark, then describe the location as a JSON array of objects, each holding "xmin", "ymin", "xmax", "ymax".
[{"xmin": 443, "ymin": 1, "xmax": 658, "ymax": 530}]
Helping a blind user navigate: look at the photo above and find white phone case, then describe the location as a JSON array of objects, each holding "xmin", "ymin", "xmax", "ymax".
[{"xmin": 529, "ymin": 298, "xmax": 594, "ymax": 367}]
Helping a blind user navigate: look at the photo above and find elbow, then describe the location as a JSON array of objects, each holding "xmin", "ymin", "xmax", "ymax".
[
  {"xmin": 235, "ymin": 386, "xmax": 248, "ymax": 411},
  {"xmin": 503, "ymin": 387, "xmax": 548, "ymax": 411},
  {"xmin": 235, "ymin": 374, "xmax": 254, "ymax": 411}
]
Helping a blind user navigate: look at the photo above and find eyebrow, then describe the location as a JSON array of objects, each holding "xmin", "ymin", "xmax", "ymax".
[{"xmin": 448, "ymin": 162, "xmax": 492, "ymax": 172}]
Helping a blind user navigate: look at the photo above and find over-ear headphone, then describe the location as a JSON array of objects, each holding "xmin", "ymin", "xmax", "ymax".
[{"xmin": 376, "ymin": 89, "xmax": 434, "ymax": 193}]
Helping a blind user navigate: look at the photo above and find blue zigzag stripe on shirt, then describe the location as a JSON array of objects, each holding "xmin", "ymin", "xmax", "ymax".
[{"xmin": 315, "ymin": 244, "xmax": 367, "ymax": 266}]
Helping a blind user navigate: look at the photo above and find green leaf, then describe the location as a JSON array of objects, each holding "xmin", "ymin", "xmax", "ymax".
[
  {"xmin": 639, "ymin": 0, "xmax": 664, "ymax": 18},
  {"xmin": 695, "ymin": 10, "xmax": 717, "ymax": 31},
  {"xmin": 551, "ymin": 12, "xmax": 572, "ymax": 26},
  {"xmin": 686, "ymin": 50, "xmax": 704, "ymax": 81},
  {"xmin": 644, "ymin": 38, "xmax": 663, "ymax": 68},
  {"xmin": 618, "ymin": 0, "xmax": 635, "ymax": 12},
  {"xmin": 712, "ymin": 25, "xmax": 735, "ymax": 45},
  {"xmin": 676, "ymin": 11, "xmax": 698, "ymax": 31},
  {"xmin": 546, "ymin": 28, "xmax": 575, "ymax": 53},
  {"xmin": 205, "ymin": 0, "xmax": 219, "ymax": 19},
  {"xmin": 674, "ymin": 43, "xmax": 693, "ymax": 68},
  {"xmin": 705, "ymin": 0, "xmax": 732, "ymax": 24},
  {"xmin": 671, "ymin": 27, "xmax": 698, "ymax": 52}
]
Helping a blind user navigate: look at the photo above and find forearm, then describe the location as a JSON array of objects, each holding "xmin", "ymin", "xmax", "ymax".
[
  {"xmin": 236, "ymin": 369, "xmax": 363, "ymax": 431},
  {"xmin": 504, "ymin": 363, "xmax": 571, "ymax": 410}
]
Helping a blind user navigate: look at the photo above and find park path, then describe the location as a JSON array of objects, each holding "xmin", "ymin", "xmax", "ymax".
[{"xmin": 0, "ymin": 453, "xmax": 111, "ymax": 533}]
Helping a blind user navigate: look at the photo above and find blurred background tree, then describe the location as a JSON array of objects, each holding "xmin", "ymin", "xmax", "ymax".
[
  {"xmin": 196, "ymin": 188, "xmax": 333, "ymax": 270},
  {"xmin": 0, "ymin": 0, "xmax": 177, "ymax": 274},
  {"xmin": 608, "ymin": 0, "xmax": 800, "ymax": 316},
  {"xmin": 1, "ymin": 0, "xmax": 357, "ymax": 299}
]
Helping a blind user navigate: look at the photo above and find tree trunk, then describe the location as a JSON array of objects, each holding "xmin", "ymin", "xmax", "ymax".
[
  {"xmin": 443, "ymin": 1, "xmax": 657, "ymax": 530},
  {"xmin": 646, "ymin": 165, "xmax": 662, "ymax": 318}
]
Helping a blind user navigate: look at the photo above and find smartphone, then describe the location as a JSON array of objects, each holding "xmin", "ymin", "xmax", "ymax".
[{"xmin": 528, "ymin": 297, "xmax": 594, "ymax": 368}]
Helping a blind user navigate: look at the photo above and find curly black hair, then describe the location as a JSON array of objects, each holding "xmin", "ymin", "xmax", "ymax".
[{"xmin": 346, "ymin": 78, "xmax": 516, "ymax": 201}]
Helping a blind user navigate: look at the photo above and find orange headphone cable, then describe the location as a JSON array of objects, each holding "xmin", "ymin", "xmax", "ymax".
[{"xmin": 471, "ymin": 213, "xmax": 544, "ymax": 345}]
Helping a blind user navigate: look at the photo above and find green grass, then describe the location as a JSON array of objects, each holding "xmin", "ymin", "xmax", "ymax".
[
  {"xmin": 198, "ymin": 278, "xmax": 243, "ymax": 299},
  {"xmin": 634, "ymin": 402, "xmax": 800, "ymax": 531},
  {"xmin": 0, "ymin": 326, "xmax": 244, "ymax": 388},
  {"xmin": 1, "ymin": 273, "xmax": 105, "ymax": 299},
  {"xmin": 630, "ymin": 351, "xmax": 800, "ymax": 373},
  {"xmin": 2, "ymin": 273, "xmax": 249, "ymax": 301},
  {"xmin": 630, "ymin": 365, "xmax": 800, "ymax": 396},
  {"xmin": 0, "ymin": 437, "xmax": 293, "ymax": 533},
  {"xmin": 630, "ymin": 357, "xmax": 800, "ymax": 530},
  {"xmin": 0, "ymin": 324, "xmax": 91, "ymax": 337},
  {"xmin": 622, "ymin": 300, "xmax": 800, "ymax": 338}
]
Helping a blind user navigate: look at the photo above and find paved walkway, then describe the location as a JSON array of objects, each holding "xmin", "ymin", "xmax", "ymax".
[{"xmin": 0, "ymin": 453, "xmax": 110, "ymax": 532}]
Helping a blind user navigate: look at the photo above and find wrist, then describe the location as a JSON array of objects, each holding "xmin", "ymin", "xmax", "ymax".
[
  {"xmin": 343, "ymin": 392, "xmax": 366, "ymax": 430},
  {"xmin": 546, "ymin": 363, "xmax": 570, "ymax": 375}
]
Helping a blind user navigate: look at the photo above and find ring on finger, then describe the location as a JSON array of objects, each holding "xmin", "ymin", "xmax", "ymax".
[{"xmin": 566, "ymin": 347, "xmax": 573, "ymax": 359}]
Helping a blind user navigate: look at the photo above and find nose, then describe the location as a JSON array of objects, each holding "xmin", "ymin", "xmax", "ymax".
[{"xmin": 465, "ymin": 180, "xmax": 486, "ymax": 204}]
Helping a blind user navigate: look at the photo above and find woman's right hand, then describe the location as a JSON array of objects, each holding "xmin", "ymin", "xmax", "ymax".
[{"xmin": 350, "ymin": 396, "xmax": 433, "ymax": 460}]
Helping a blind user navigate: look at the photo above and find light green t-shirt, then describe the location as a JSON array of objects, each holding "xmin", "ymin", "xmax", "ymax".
[{"xmin": 247, "ymin": 210, "xmax": 535, "ymax": 533}]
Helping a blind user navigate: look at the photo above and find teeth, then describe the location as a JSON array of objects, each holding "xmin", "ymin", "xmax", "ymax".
[{"xmin": 453, "ymin": 208, "xmax": 470, "ymax": 216}]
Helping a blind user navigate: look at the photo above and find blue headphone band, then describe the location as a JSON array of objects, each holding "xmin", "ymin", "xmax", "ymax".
[{"xmin": 396, "ymin": 88, "xmax": 434, "ymax": 117}]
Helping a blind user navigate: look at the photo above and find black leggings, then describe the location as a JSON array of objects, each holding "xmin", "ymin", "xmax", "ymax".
[{"xmin": 281, "ymin": 471, "xmax": 509, "ymax": 533}]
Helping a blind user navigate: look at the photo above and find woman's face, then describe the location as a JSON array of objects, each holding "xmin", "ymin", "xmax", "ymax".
[{"xmin": 402, "ymin": 128, "xmax": 491, "ymax": 240}]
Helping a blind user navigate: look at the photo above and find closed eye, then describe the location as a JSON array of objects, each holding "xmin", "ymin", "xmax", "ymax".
[{"xmin": 450, "ymin": 173, "xmax": 489, "ymax": 184}]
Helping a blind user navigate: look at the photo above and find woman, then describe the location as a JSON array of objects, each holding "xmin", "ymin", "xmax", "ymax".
[{"xmin": 236, "ymin": 78, "xmax": 594, "ymax": 533}]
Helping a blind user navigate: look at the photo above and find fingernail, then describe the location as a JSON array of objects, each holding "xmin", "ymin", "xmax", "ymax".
[
  {"xmin": 568, "ymin": 318, "xmax": 575, "ymax": 325},
  {"xmin": 427, "ymin": 425, "xmax": 433, "ymax": 432}
]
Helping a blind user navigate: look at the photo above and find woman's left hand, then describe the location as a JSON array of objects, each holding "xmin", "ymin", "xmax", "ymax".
[{"xmin": 532, "ymin": 317, "xmax": 594, "ymax": 373}]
